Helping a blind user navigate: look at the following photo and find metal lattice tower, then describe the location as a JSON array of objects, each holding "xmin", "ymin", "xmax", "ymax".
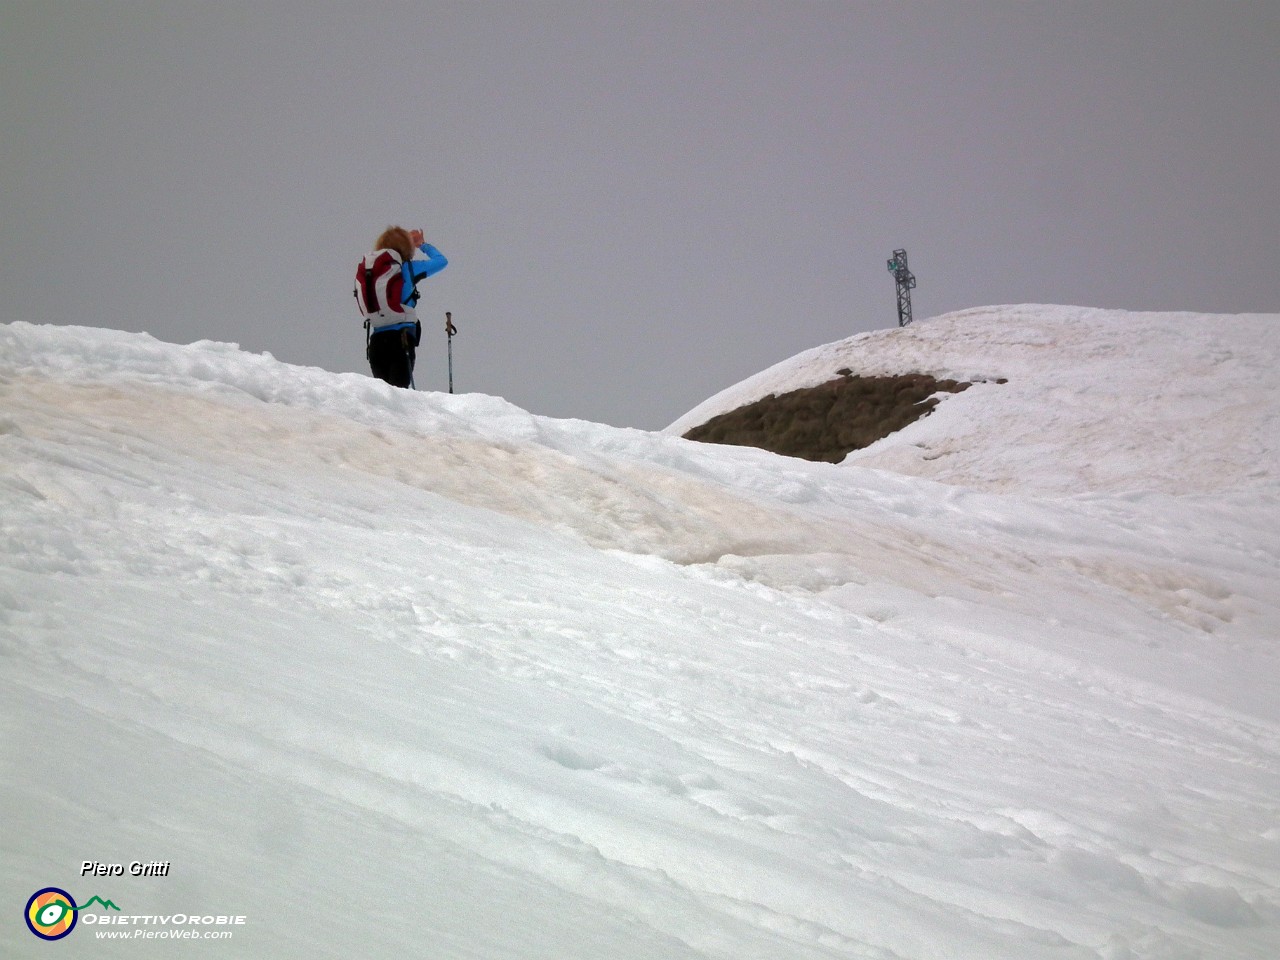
[{"xmin": 887, "ymin": 249, "xmax": 917, "ymax": 327}]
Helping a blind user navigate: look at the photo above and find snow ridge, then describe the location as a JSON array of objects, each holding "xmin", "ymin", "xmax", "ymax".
[{"xmin": 667, "ymin": 305, "xmax": 1280, "ymax": 496}]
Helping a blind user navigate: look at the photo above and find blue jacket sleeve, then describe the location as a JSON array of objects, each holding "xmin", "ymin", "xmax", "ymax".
[{"xmin": 401, "ymin": 244, "xmax": 448, "ymax": 303}]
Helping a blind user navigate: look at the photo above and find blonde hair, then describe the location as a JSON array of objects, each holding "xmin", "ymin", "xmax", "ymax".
[{"xmin": 375, "ymin": 226, "xmax": 414, "ymax": 261}]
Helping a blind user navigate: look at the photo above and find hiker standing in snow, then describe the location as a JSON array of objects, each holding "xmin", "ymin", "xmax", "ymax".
[{"xmin": 354, "ymin": 226, "xmax": 448, "ymax": 389}]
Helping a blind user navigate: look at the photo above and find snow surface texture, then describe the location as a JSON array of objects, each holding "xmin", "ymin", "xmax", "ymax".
[{"xmin": 2, "ymin": 309, "xmax": 1278, "ymax": 959}]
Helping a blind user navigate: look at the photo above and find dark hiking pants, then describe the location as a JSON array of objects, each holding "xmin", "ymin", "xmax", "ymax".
[{"xmin": 368, "ymin": 326, "xmax": 418, "ymax": 389}]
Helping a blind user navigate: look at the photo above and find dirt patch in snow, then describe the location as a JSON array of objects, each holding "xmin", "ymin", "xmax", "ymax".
[{"xmin": 682, "ymin": 372, "xmax": 974, "ymax": 464}]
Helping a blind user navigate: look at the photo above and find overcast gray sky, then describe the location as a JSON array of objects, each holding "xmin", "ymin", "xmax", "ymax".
[{"xmin": 3, "ymin": 1, "xmax": 1277, "ymax": 429}]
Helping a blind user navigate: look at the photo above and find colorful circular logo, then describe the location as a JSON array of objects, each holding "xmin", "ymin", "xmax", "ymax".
[{"xmin": 25, "ymin": 888, "xmax": 78, "ymax": 940}]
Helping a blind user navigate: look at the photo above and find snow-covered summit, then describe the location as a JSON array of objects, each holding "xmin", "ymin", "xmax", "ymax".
[
  {"xmin": 668, "ymin": 305, "xmax": 1279, "ymax": 496},
  {"xmin": 3, "ymin": 318, "xmax": 1278, "ymax": 959}
]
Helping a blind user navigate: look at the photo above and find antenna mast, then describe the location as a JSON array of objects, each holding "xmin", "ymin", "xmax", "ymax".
[{"xmin": 887, "ymin": 249, "xmax": 917, "ymax": 327}]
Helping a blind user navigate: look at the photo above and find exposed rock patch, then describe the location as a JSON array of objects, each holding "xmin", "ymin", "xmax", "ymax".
[{"xmin": 682, "ymin": 372, "xmax": 974, "ymax": 464}]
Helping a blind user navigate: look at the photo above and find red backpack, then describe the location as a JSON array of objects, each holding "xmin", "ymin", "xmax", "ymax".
[{"xmin": 354, "ymin": 249, "xmax": 407, "ymax": 322}]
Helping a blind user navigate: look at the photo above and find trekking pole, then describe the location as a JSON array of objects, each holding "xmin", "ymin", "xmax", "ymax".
[
  {"xmin": 406, "ymin": 328, "xmax": 417, "ymax": 390},
  {"xmin": 445, "ymin": 311, "xmax": 457, "ymax": 393}
]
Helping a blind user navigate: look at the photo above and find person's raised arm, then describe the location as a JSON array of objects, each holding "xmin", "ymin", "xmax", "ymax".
[{"xmin": 404, "ymin": 236, "xmax": 448, "ymax": 284}]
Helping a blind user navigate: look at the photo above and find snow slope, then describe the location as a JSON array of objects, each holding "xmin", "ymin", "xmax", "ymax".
[
  {"xmin": 2, "ymin": 316, "xmax": 1278, "ymax": 959},
  {"xmin": 667, "ymin": 305, "xmax": 1279, "ymax": 496}
]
